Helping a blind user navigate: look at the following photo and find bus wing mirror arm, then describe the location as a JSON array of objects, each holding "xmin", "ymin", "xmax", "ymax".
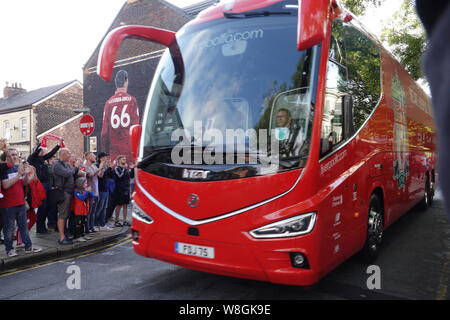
[
  {"xmin": 97, "ymin": 25, "xmax": 176, "ymax": 82},
  {"xmin": 130, "ymin": 124, "xmax": 142, "ymax": 164},
  {"xmin": 297, "ymin": 0, "xmax": 346, "ymax": 50},
  {"xmin": 297, "ymin": 0, "xmax": 329, "ymax": 51}
]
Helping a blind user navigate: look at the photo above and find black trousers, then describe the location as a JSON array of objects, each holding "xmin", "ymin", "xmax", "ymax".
[
  {"xmin": 105, "ymin": 192, "xmax": 116, "ymax": 223},
  {"xmin": 74, "ymin": 216, "xmax": 86, "ymax": 239}
]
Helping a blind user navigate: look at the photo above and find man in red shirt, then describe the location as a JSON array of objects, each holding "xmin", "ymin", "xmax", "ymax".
[
  {"xmin": 101, "ymin": 70, "xmax": 140, "ymax": 165},
  {"xmin": 0, "ymin": 139, "xmax": 14, "ymax": 243},
  {"xmin": 1, "ymin": 149, "xmax": 42, "ymax": 257}
]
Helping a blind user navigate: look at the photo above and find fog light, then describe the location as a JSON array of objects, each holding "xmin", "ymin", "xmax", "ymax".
[
  {"xmin": 290, "ymin": 252, "xmax": 309, "ymax": 269},
  {"xmin": 132, "ymin": 229, "xmax": 139, "ymax": 241},
  {"xmin": 294, "ymin": 254, "xmax": 304, "ymax": 265}
]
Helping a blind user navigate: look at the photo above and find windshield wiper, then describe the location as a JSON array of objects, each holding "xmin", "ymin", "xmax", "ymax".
[
  {"xmin": 223, "ymin": 10, "xmax": 291, "ymax": 19},
  {"xmin": 138, "ymin": 146, "xmax": 175, "ymax": 168}
]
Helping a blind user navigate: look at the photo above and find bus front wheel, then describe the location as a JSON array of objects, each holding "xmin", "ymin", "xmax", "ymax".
[{"xmin": 361, "ymin": 194, "xmax": 384, "ymax": 262}]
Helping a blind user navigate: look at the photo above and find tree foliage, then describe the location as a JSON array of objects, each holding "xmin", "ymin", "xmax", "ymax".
[
  {"xmin": 380, "ymin": 0, "xmax": 426, "ymax": 80},
  {"xmin": 342, "ymin": 0, "xmax": 384, "ymax": 16},
  {"xmin": 343, "ymin": 0, "xmax": 426, "ymax": 81},
  {"xmin": 332, "ymin": 20, "xmax": 381, "ymax": 130}
]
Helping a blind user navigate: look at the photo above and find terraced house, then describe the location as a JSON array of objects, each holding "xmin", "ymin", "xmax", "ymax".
[{"xmin": 0, "ymin": 80, "xmax": 83, "ymax": 158}]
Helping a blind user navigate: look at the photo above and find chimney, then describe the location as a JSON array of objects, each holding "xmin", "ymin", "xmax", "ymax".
[{"xmin": 3, "ymin": 82, "xmax": 26, "ymax": 98}]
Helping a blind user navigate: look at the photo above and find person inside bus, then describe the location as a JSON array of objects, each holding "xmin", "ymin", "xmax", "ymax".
[
  {"xmin": 274, "ymin": 108, "xmax": 304, "ymax": 157},
  {"xmin": 202, "ymin": 99, "xmax": 228, "ymax": 132},
  {"xmin": 325, "ymin": 131, "xmax": 337, "ymax": 153}
]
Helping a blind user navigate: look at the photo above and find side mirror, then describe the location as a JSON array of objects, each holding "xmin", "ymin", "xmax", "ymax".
[
  {"xmin": 130, "ymin": 124, "xmax": 142, "ymax": 163},
  {"xmin": 97, "ymin": 25, "xmax": 176, "ymax": 82},
  {"xmin": 297, "ymin": 0, "xmax": 329, "ymax": 51},
  {"xmin": 342, "ymin": 95, "xmax": 354, "ymax": 138}
]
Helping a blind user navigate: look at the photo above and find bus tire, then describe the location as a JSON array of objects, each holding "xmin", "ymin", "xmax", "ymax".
[
  {"xmin": 361, "ymin": 194, "xmax": 384, "ymax": 262},
  {"xmin": 429, "ymin": 172, "xmax": 435, "ymax": 206}
]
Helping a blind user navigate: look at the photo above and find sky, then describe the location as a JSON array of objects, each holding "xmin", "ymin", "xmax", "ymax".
[{"xmin": 0, "ymin": 0, "xmax": 404, "ymax": 95}]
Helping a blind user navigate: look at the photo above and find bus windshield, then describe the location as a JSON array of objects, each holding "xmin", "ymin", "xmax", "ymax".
[{"xmin": 140, "ymin": 15, "xmax": 317, "ymax": 180}]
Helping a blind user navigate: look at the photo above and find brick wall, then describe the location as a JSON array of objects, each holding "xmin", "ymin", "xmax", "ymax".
[
  {"xmin": 84, "ymin": 0, "xmax": 191, "ymax": 69},
  {"xmin": 40, "ymin": 114, "xmax": 85, "ymax": 160},
  {"xmin": 35, "ymin": 83, "xmax": 83, "ymax": 136}
]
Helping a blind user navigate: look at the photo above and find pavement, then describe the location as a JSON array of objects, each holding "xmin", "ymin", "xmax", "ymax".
[{"xmin": 0, "ymin": 212, "xmax": 132, "ymax": 274}]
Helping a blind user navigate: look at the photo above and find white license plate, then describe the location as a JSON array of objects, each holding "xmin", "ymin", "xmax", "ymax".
[{"xmin": 175, "ymin": 242, "xmax": 215, "ymax": 259}]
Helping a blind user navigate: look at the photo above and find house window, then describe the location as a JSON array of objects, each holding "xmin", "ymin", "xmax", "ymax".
[
  {"xmin": 20, "ymin": 117, "xmax": 27, "ymax": 139},
  {"xmin": 3, "ymin": 120, "xmax": 9, "ymax": 139}
]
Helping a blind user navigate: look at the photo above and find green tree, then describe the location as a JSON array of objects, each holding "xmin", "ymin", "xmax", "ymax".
[
  {"xmin": 342, "ymin": 0, "xmax": 383, "ymax": 15},
  {"xmin": 343, "ymin": 0, "xmax": 426, "ymax": 81},
  {"xmin": 332, "ymin": 20, "xmax": 381, "ymax": 130},
  {"xmin": 381, "ymin": 0, "xmax": 426, "ymax": 80}
]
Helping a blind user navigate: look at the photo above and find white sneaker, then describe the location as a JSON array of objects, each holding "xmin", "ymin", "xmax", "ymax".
[
  {"xmin": 25, "ymin": 246, "xmax": 42, "ymax": 253},
  {"xmin": 93, "ymin": 227, "xmax": 99, "ymax": 232},
  {"xmin": 7, "ymin": 249, "xmax": 18, "ymax": 257},
  {"xmin": 99, "ymin": 226, "xmax": 114, "ymax": 232},
  {"xmin": 15, "ymin": 242, "xmax": 25, "ymax": 248}
]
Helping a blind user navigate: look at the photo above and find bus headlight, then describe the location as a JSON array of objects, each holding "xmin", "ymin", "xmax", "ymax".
[
  {"xmin": 249, "ymin": 212, "xmax": 317, "ymax": 239},
  {"xmin": 131, "ymin": 201, "xmax": 154, "ymax": 225}
]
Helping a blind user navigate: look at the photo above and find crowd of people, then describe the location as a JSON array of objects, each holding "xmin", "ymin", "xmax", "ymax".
[{"xmin": 0, "ymin": 138, "xmax": 135, "ymax": 257}]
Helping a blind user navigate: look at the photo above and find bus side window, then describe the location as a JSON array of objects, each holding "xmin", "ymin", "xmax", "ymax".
[
  {"xmin": 321, "ymin": 60, "xmax": 347, "ymax": 158},
  {"xmin": 337, "ymin": 20, "xmax": 382, "ymax": 132},
  {"xmin": 320, "ymin": 19, "xmax": 382, "ymax": 158}
]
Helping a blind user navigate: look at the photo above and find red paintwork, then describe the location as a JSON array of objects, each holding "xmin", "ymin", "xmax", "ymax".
[
  {"xmin": 130, "ymin": 124, "xmax": 141, "ymax": 160},
  {"xmin": 297, "ymin": 0, "xmax": 329, "ymax": 51},
  {"xmin": 98, "ymin": 0, "xmax": 437, "ymax": 286},
  {"xmin": 138, "ymin": 169, "xmax": 301, "ymax": 221},
  {"xmin": 97, "ymin": 25, "xmax": 175, "ymax": 82}
]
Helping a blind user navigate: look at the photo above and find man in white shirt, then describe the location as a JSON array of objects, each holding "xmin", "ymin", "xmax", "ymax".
[{"xmin": 84, "ymin": 152, "xmax": 99, "ymax": 233}]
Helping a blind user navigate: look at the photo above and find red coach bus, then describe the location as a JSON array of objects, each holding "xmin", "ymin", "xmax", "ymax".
[{"xmin": 97, "ymin": 0, "xmax": 436, "ymax": 285}]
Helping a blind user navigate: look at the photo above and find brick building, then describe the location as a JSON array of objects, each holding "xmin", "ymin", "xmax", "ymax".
[
  {"xmin": 36, "ymin": 113, "xmax": 85, "ymax": 160},
  {"xmin": 0, "ymin": 80, "xmax": 83, "ymax": 158},
  {"xmin": 82, "ymin": 0, "xmax": 215, "ymax": 158}
]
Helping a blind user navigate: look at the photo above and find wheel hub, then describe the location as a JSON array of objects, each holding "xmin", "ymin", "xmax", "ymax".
[{"xmin": 368, "ymin": 209, "xmax": 383, "ymax": 245}]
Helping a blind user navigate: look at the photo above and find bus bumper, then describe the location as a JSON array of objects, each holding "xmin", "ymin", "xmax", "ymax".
[{"xmin": 131, "ymin": 216, "xmax": 321, "ymax": 286}]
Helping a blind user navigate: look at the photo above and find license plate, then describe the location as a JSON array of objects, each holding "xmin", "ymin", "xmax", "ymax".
[{"xmin": 175, "ymin": 242, "xmax": 215, "ymax": 259}]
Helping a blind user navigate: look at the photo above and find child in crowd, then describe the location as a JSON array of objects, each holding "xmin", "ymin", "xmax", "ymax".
[{"xmin": 72, "ymin": 177, "xmax": 93, "ymax": 242}]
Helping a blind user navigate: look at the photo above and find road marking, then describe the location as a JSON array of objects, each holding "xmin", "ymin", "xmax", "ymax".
[{"xmin": 0, "ymin": 235, "xmax": 132, "ymax": 278}]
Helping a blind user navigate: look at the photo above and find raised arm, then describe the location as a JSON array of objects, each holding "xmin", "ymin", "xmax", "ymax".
[
  {"xmin": 0, "ymin": 139, "xmax": 14, "ymax": 167},
  {"xmin": 53, "ymin": 162, "xmax": 74, "ymax": 178},
  {"xmin": 2, "ymin": 164, "xmax": 25, "ymax": 189},
  {"xmin": 42, "ymin": 144, "xmax": 61, "ymax": 161}
]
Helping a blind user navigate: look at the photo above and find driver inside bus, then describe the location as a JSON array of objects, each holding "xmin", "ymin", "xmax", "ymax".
[{"xmin": 275, "ymin": 108, "xmax": 305, "ymax": 157}]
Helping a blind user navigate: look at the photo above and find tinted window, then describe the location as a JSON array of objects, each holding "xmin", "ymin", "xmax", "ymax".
[
  {"xmin": 330, "ymin": 20, "xmax": 381, "ymax": 132},
  {"xmin": 321, "ymin": 60, "xmax": 347, "ymax": 157},
  {"xmin": 140, "ymin": 14, "xmax": 319, "ymax": 181}
]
